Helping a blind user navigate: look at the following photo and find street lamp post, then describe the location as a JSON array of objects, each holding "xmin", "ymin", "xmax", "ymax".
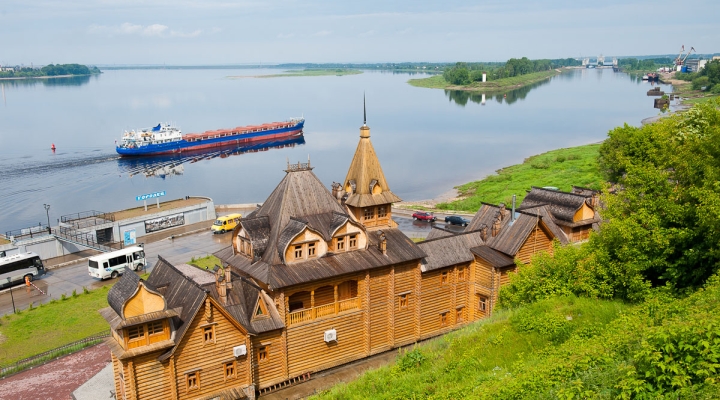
[{"xmin": 43, "ymin": 204, "xmax": 51, "ymax": 233}]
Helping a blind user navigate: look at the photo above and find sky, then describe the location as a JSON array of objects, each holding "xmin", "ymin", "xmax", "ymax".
[{"xmin": 1, "ymin": 0, "xmax": 719, "ymax": 65}]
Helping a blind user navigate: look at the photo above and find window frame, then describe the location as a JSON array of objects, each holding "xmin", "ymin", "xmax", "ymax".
[
  {"xmin": 478, "ymin": 295, "xmax": 487, "ymax": 312},
  {"xmin": 398, "ymin": 293, "xmax": 409, "ymax": 310},
  {"xmin": 440, "ymin": 311, "xmax": 449, "ymax": 327},
  {"xmin": 257, "ymin": 345, "xmax": 269, "ymax": 363},
  {"xmin": 186, "ymin": 371, "xmax": 200, "ymax": 392},
  {"xmin": 456, "ymin": 307, "xmax": 465, "ymax": 324},
  {"xmin": 458, "ymin": 267, "xmax": 466, "ymax": 282},
  {"xmin": 293, "ymin": 245, "xmax": 303, "ymax": 260},
  {"xmin": 202, "ymin": 325, "xmax": 215, "ymax": 344},
  {"xmin": 307, "ymin": 242, "xmax": 317, "ymax": 258},
  {"xmin": 363, "ymin": 207, "xmax": 374, "ymax": 220},
  {"xmin": 224, "ymin": 361, "xmax": 236, "ymax": 380},
  {"xmin": 378, "ymin": 206, "xmax": 387, "ymax": 218},
  {"xmin": 441, "ymin": 271, "xmax": 449, "ymax": 285}
]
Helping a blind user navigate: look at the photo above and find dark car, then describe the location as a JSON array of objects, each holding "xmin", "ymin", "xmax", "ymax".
[
  {"xmin": 412, "ymin": 211, "xmax": 436, "ymax": 222},
  {"xmin": 445, "ymin": 215, "xmax": 469, "ymax": 226}
]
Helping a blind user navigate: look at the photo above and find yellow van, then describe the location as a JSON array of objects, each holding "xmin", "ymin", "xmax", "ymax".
[{"xmin": 211, "ymin": 213, "xmax": 242, "ymax": 234}]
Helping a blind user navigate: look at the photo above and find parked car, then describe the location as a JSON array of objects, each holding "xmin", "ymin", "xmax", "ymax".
[
  {"xmin": 412, "ymin": 211, "xmax": 436, "ymax": 222},
  {"xmin": 445, "ymin": 215, "xmax": 469, "ymax": 226}
]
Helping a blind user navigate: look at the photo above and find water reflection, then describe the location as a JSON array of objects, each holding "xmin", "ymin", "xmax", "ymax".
[
  {"xmin": 0, "ymin": 75, "xmax": 94, "ymax": 88},
  {"xmin": 116, "ymin": 134, "xmax": 306, "ymax": 179},
  {"xmin": 444, "ymin": 77, "xmax": 553, "ymax": 106}
]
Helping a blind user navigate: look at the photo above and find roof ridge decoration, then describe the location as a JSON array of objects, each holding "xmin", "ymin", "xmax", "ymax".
[{"xmin": 285, "ymin": 155, "xmax": 313, "ymax": 173}]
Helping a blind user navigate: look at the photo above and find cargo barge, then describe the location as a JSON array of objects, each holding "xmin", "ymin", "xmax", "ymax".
[{"xmin": 116, "ymin": 117, "xmax": 304, "ymax": 156}]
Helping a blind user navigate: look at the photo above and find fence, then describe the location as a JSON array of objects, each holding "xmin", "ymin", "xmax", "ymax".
[
  {"xmin": 55, "ymin": 227, "xmax": 120, "ymax": 253},
  {"xmin": 4, "ymin": 223, "xmax": 51, "ymax": 242},
  {"xmin": 0, "ymin": 331, "xmax": 110, "ymax": 378},
  {"xmin": 60, "ymin": 210, "xmax": 114, "ymax": 229}
]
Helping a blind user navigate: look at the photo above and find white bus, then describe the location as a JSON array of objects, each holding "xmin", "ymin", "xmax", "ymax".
[
  {"xmin": 0, "ymin": 252, "xmax": 46, "ymax": 289},
  {"xmin": 88, "ymin": 246, "xmax": 147, "ymax": 280}
]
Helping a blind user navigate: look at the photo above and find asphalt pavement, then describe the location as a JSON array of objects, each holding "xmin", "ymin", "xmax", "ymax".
[
  {"xmin": 0, "ymin": 228, "xmax": 232, "ymax": 316},
  {"xmin": 0, "ymin": 209, "xmax": 471, "ymax": 316}
]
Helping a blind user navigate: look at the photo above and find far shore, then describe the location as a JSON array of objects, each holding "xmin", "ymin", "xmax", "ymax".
[{"xmin": 0, "ymin": 74, "xmax": 95, "ymax": 81}]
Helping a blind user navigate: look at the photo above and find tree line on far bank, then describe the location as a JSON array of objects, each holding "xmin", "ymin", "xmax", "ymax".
[
  {"xmin": 442, "ymin": 57, "xmax": 581, "ymax": 85},
  {"xmin": 0, "ymin": 64, "xmax": 101, "ymax": 78},
  {"xmin": 675, "ymin": 59, "xmax": 720, "ymax": 94}
]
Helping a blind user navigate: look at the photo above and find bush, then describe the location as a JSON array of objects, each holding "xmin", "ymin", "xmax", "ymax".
[
  {"xmin": 692, "ymin": 76, "xmax": 710, "ymax": 90},
  {"xmin": 710, "ymin": 84, "xmax": 720, "ymax": 94},
  {"xmin": 83, "ymin": 286, "xmax": 89, "ymax": 294},
  {"xmin": 555, "ymin": 155, "xmax": 566, "ymax": 163}
]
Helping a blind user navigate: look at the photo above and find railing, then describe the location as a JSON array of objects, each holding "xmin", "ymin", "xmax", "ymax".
[
  {"xmin": 289, "ymin": 309, "xmax": 312, "ymax": 325},
  {"xmin": 60, "ymin": 210, "xmax": 114, "ymax": 229},
  {"xmin": 5, "ymin": 223, "xmax": 51, "ymax": 241},
  {"xmin": 0, "ymin": 331, "xmax": 110, "ymax": 378},
  {"xmin": 339, "ymin": 297, "xmax": 360, "ymax": 312},
  {"xmin": 55, "ymin": 227, "xmax": 120, "ymax": 253},
  {"xmin": 287, "ymin": 297, "xmax": 360, "ymax": 326},
  {"xmin": 315, "ymin": 303, "xmax": 335, "ymax": 318}
]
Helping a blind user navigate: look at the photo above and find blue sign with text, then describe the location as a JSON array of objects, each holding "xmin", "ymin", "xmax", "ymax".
[{"xmin": 136, "ymin": 191, "xmax": 166, "ymax": 201}]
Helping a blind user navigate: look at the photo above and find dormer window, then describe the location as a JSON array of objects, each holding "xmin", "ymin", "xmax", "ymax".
[
  {"xmin": 124, "ymin": 320, "xmax": 169, "ymax": 349},
  {"xmin": 294, "ymin": 245, "xmax": 303, "ymax": 259},
  {"xmin": 378, "ymin": 206, "xmax": 387, "ymax": 218},
  {"xmin": 308, "ymin": 242, "xmax": 316, "ymax": 258},
  {"xmin": 348, "ymin": 235, "xmax": 357, "ymax": 249},
  {"xmin": 336, "ymin": 236, "xmax": 345, "ymax": 251}
]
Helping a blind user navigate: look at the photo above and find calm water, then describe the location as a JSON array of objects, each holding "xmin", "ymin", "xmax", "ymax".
[{"xmin": 0, "ymin": 68, "xmax": 673, "ymax": 231}]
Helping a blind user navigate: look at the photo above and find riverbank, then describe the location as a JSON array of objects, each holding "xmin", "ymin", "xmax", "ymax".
[
  {"xmin": 407, "ymin": 69, "xmax": 562, "ymax": 92},
  {"xmin": 398, "ymin": 143, "xmax": 602, "ymax": 213},
  {"xmin": 228, "ymin": 69, "xmax": 362, "ymax": 79},
  {"xmin": 0, "ymin": 74, "xmax": 97, "ymax": 81}
]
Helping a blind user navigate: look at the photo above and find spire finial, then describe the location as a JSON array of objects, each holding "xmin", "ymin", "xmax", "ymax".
[{"xmin": 363, "ymin": 92, "xmax": 366, "ymax": 126}]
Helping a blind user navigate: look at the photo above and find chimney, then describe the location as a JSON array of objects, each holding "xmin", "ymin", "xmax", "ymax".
[
  {"xmin": 214, "ymin": 265, "xmax": 228, "ymax": 305},
  {"xmin": 492, "ymin": 215, "xmax": 501, "ymax": 237},
  {"xmin": 499, "ymin": 203, "xmax": 509, "ymax": 220},
  {"xmin": 331, "ymin": 182, "xmax": 345, "ymax": 203},
  {"xmin": 480, "ymin": 225, "xmax": 488, "ymax": 241},
  {"xmin": 378, "ymin": 230, "xmax": 387, "ymax": 255},
  {"xmin": 511, "ymin": 194, "xmax": 516, "ymax": 222},
  {"xmin": 225, "ymin": 265, "xmax": 233, "ymax": 290}
]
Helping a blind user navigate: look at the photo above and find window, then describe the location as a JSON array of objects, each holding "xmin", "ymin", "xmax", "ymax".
[
  {"xmin": 258, "ymin": 346, "xmax": 269, "ymax": 362},
  {"xmin": 308, "ymin": 242, "xmax": 316, "ymax": 257},
  {"xmin": 440, "ymin": 312, "xmax": 449, "ymax": 327},
  {"xmin": 456, "ymin": 307, "xmax": 465, "ymax": 323},
  {"xmin": 398, "ymin": 294, "xmax": 409, "ymax": 309},
  {"xmin": 348, "ymin": 235, "xmax": 357, "ymax": 249},
  {"xmin": 224, "ymin": 362, "xmax": 236, "ymax": 379},
  {"xmin": 336, "ymin": 236, "xmax": 345, "ymax": 251},
  {"xmin": 441, "ymin": 271, "xmax": 448, "ymax": 285},
  {"xmin": 364, "ymin": 208, "xmax": 374, "ymax": 220},
  {"xmin": 203, "ymin": 326, "xmax": 214, "ymax": 343},
  {"xmin": 378, "ymin": 206, "xmax": 387, "ymax": 218},
  {"xmin": 148, "ymin": 321, "xmax": 164, "ymax": 335},
  {"xmin": 479, "ymin": 296, "xmax": 487, "ymax": 312},
  {"xmin": 458, "ymin": 267, "xmax": 466, "ymax": 282},
  {"xmin": 294, "ymin": 245, "xmax": 303, "ymax": 259},
  {"xmin": 128, "ymin": 325, "xmax": 144, "ymax": 341},
  {"xmin": 186, "ymin": 372, "xmax": 199, "ymax": 391}
]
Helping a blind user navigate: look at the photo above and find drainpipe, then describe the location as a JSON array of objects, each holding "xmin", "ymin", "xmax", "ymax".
[{"xmin": 511, "ymin": 194, "xmax": 516, "ymax": 222}]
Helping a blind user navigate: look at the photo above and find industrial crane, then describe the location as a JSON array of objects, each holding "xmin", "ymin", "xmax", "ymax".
[
  {"xmin": 675, "ymin": 45, "xmax": 695, "ymax": 67},
  {"xmin": 681, "ymin": 47, "xmax": 696, "ymax": 65}
]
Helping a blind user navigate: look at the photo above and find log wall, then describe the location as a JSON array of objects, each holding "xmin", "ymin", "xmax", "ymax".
[{"xmin": 172, "ymin": 301, "xmax": 251, "ymax": 400}]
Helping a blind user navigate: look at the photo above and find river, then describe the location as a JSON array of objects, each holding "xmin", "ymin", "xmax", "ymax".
[{"xmin": 0, "ymin": 68, "xmax": 674, "ymax": 231}]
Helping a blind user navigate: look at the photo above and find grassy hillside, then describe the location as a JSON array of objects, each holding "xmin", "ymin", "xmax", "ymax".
[
  {"xmin": 408, "ymin": 70, "xmax": 560, "ymax": 92},
  {"xmin": 312, "ymin": 277, "xmax": 720, "ymax": 399},
  {"xmin": 437, "ymin": 144, "xmax": 602, "ymax": 212}
]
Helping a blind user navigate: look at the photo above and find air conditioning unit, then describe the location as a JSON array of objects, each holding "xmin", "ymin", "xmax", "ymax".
[
  {"xmin": 233, "ymin": 345, "xmax": 247, "ymax": 357},
  {"xmin": 324, "ymin": 329, "xmax": 337, "ymax": 343}
]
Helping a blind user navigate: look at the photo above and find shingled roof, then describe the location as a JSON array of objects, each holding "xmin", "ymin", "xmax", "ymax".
[
  {"xmin": 107, "ymin": 269, "xmax": 141, "ymax": 318},
  {"xmin": 216, "ymin": 228, "xmax": 425, "ymax": 289},
  {"xmin": 205, "ymin": 277, "xmax": 285, "ymax": 334},
  {"xmin": 417, "ymin": 230, "xmax": 485, "ymax": 272},
  {"xmin": 520, "ymin": 186, "xmax": 595, "ymax": 223},
  {"xmin": 466, "ymin": 203, "xmax": 511, "ymax": 232},
  {"xmin": 249, "ymin": 168, "xmax": 348, "ymax": 266},
  {"xmin": 343, "ymin": 123, "xmax": 402, "ymax": 207},
  {"xmin": 516, "ymin": 205, "xmax": 569, "ymax": 245},
  {"xmin": 144, "ymin": 256, "xmax": 209, "ymax": 362}
]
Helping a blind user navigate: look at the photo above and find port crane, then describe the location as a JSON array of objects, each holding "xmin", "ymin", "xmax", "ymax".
[{"xmin": 674, "ymin": 45, "xmax": 695, "ymax": 68}]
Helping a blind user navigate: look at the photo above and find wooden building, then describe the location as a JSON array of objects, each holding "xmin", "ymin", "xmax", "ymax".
[
  {"xmin": 103, "ymin": 119, "xmax": 564, "ymax": 399},
  {"xmin": 518, "ymin": 186, "xmax": 600, "ymax": 242}
]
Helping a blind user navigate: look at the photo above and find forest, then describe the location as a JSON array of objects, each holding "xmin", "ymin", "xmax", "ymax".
[
  {"xmin": 442, "ymin": 57, "xmax": 581, "ymax": 85},
  {"xmin": 0, "ymin": 64, "xmax": 101, "ymax": 78}
]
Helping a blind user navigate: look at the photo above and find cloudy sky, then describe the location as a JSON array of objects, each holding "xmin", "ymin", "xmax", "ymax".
[{"xmin": 2, "ymin": 0, "xmax": 718, "ymax": 65}]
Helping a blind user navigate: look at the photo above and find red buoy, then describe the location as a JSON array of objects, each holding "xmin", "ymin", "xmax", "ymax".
[{"xmin": 51, "ymin": 143, "xmax": 56, "ymax": 151}]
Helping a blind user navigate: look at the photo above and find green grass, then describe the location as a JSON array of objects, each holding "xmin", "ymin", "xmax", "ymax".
[
  {"xmin": 408, "ymin": 70, "xmax": 561, "ymax": 92},
  {"xmin": 437, "ymin": 144, "xmax": 602, "ymax": 212},
  {"xmin": 0, "ymin": 285, "xmax": 111, "ymax": 365},
  {"xmin": 312, "ymin": 296, "xmax": 627, "ymax": 399},
  {"xmin": 188, "ymin": 254, "xmax": 222, "ymax": 270},
  {"xmin": 258, "ymin": 69, "xmax": 362, "ymax": 78}
]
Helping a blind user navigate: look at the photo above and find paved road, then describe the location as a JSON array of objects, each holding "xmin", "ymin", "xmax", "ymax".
[
  {"xmin": 0, "ymin": 212, "xmax": 470, "ymax": 316},
  {"xmin": 0, "ymin": 229, "xmax": 232, "ymax": 316}
]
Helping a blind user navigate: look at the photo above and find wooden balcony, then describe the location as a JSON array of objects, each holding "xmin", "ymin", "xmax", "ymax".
[{"xmin": 287, "ymin": 297, "xmax": 360, "ymax": 326}]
